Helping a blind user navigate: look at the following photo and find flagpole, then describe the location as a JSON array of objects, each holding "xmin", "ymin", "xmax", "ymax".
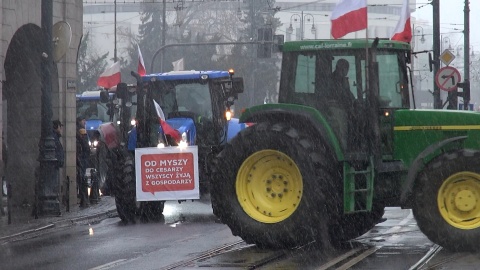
[{"xmin": 365, "ymin": 1, "xmax": 369, "ymax": 100}]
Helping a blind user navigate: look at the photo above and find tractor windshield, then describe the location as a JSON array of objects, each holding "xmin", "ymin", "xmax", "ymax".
[
  {"xmin": 279, "ymin": 48, "xmax": 409, "ymax": 109},
  {"xmin": 150, "ymin": 81, "xmax": 213, "ymax": 120},
  {"xmin": 77, "ymin": 99, "xmax": 111, "ymax": 122}
]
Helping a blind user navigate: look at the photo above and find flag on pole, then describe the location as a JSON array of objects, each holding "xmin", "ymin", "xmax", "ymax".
[
  {"xmin": 153, "ymin": 99, "xmax": 181, "ymax": 143},
  {"xmin": 97, "ymin": 62, "xmax": 121, "ymax": 89},
  {"xmin": 172, "ymin": 58, "xmax": 184, "ymax": 71},
  {"xmin": 137, "ymin": 44, "xmax": 146, "ymax": 76},
  {"xmin": 391, "ymin": 0, "xmax": 412, "ymax": 42},
  {"xmin": 330, "ymin": 0, "xmax": 367, "ymax": 39}
]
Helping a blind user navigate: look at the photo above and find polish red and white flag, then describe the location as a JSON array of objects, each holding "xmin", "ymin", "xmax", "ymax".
[
  {"xmin": 137, "ymin": 44, "xmax": 146, "ymax": 76},
  {"xmin": 97, "ymin": 62, "xmax": 121, "ymax": 89},
  {"xmin": 330, "ymin": 0, "xmax": 367, "ymax": 39},
  {"xmin": 153, "ymin": 99, "xmax": 181, "ymax": 143},
  {"xmin": 391, "ymin": 0, "xmax": 412, "ymax": 42}
]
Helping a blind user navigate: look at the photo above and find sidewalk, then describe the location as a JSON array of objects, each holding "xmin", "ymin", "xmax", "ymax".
[{"xmin": 0, "ymin": 195, "xmax": 117, "ymax": 242}]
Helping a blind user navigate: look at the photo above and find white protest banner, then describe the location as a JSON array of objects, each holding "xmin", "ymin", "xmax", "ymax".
[{"xmin": 135, "ymin": 146, "xmax": 199, "ymax": 201}]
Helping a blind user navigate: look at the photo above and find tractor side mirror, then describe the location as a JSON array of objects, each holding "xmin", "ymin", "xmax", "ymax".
[
  {"xmin": 116, "ymin": 83, "xmax": 128, "ymax": 99},
  {"xmin": 100, "ymin": 90, "xmax": 110, "ymax": 103},
  {"xmin": 231, "ymin": 77, "xmax": 244, "ymax": 96}
]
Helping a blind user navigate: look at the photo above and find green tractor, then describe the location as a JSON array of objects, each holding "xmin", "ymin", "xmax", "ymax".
[{"xmin": 210, "ymin": 38, "xmax": 480, "ymax": 251}]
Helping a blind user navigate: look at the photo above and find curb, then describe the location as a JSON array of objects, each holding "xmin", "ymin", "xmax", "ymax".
[{"xmin": 0, "ymin": 209, "xmax": 118, "ymax": 242}]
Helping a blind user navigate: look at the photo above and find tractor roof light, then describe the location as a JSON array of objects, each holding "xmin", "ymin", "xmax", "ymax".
[{"xmin": 228, "ymin": 68, "xmax": 235, "ymax": 76}]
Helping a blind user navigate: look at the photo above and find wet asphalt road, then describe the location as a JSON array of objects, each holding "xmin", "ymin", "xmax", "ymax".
[{"xmin": 0, "ymin": 200, "xmax": 479, "ymax": 270}]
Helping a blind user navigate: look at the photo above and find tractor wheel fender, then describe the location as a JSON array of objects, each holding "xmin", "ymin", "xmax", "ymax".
[
  {"xmin": 226, "ymin": 118, "xmax": 243, "ymax": 143},
  {"xmin": 241, "ymin": 110, "xmax": 344, "ymax": 161},
  {"xmin": 400, "ymin": 135, "xmax": 468, "ymax": 204}
]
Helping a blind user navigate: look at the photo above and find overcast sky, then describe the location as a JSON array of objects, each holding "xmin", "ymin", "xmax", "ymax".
[{"xmin": 413, "ymin": 1, "xmax": 479, "ymax": 52}]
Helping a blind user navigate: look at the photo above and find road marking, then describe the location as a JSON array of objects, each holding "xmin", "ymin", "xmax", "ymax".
[{"xmin": 89, "ymin": 259, "xmax": 127, "ymax": 270}]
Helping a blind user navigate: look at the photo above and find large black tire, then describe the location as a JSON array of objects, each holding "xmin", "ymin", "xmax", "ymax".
[
  {"xmin": 330, "ymin": 203, "xmax": 385, "ymax": 243},
  {"xmin": 413, "ymin": 149, "xmax": 480, "ymax": 252},
  {"xmin": 113, "ymin": 150, "xmax": 137, "ymax": 224},
  {"xmin": 96, "ymin": 142, "xmax": 112, "ymax": 196},
  {"xmin": 210, "ymin": 122, "xmax": 338, "ymax": 249}
]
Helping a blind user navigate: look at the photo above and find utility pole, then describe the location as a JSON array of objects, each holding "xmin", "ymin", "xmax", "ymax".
[
  {"xmin": 249, "ymin": 0, "xmax": 256, "ymax": 107},
  {"xmin": 432, "ymin": 0, "xmax": 442, "ymax": 109},
  {"xmin": 38, "ymin": 0, "xmax": 60, "ymax": 216},
  {"xmin": 463, "ymin": 0, "xmax": 470, "ymax": 109}
]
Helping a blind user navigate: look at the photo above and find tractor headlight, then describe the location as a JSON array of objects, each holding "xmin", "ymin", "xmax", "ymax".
[
  {"xmin": 225, "ymin": 109, "xmax": 233, "ymax": 121},
  {"xmin": 93, "ymin": 140, "xmax": 99, "ymax": 147},
  {"xmin": 178, "ymin": 132, "xmax": 188, "ymax": 148}
]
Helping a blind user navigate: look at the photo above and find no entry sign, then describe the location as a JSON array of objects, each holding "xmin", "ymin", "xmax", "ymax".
[
  {"xmin": 135, "ymin": 146, "xmax": 199, "ymax": 201},
  {"xmin": 435, "ymin": 66, "xmax": 461, "ymax": 92}
]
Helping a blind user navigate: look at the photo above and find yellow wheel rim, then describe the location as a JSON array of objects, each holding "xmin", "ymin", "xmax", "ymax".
[
  {"xmin": 236, "ymin": 150, "xmax": 303, "ymax": 223},
  {"xmin": 437, "ymin": 172, "xmax": 480, "ymax": 229}
]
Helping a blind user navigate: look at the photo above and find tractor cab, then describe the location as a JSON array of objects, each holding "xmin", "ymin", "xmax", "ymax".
[
  {"xmin": 131, "ymin": 70, "xmax": 244, "ymax": 149},
  {"xmin": 123, "ymin": 70, "xmax": 244, "ymax": 189},
  {"xmin": 278, "ymin": 39, "xmax": 411, "ymax": 156}
]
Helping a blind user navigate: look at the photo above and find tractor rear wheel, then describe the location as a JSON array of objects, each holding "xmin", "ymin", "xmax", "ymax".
[
  {"xmin": 413, "ymin": 149, "xmax": 480, "ymax": 252},
  {"xmin": 113, "ymin": 150, "xmax": 137, "ymax": 224},
  {"xmin": 211, "ymin": 122, "xmax": 337, "ymax": 249}
]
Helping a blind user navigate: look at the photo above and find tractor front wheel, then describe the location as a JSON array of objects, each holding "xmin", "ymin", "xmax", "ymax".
[
  {"xmin": 211, "ymin": 122, "xmax": 337, "ymax": 249},
  {"xmin": 113, "ymin": 150, "xmax": 137, "ymax": 224},
  {"xmin": 413, "ymin": 149, "xmax": 480, "ymax": 252}
]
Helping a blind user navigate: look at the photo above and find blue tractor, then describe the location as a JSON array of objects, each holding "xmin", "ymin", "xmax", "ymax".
[
  {"xmin": 76, "ymin": 90, "xmax": 116, "ymax": 195},
  {"xmin": 96, "ymin": 69, "xmax": 245, "ymax": 223},
  {"xmin": 76, "ymin": 90, "xmax": 115, "ymax": 140}
]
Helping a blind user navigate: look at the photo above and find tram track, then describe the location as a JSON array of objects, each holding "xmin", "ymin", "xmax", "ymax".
[{"xmin": 156, "ymin": 211, "xmax": 460, "ymax": 270}]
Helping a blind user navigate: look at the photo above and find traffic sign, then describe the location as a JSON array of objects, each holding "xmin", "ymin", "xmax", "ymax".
[
  {"xmin": 439, "ymin": 49, "xmax": 455, "ymax": 66},
  {"xmin": 435, "ymin": 66, "xmax": 461, "ymax": 92}
]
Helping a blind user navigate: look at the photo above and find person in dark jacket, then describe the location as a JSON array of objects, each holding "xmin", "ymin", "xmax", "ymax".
[
  {"xmin": 77, "ymin": 123, "xmax": 91, "ymax": 207},
  {"xmin": 52, "ymin": 120, "xmax": 65, "ymax": 168},
  {"xmin": 76, "ymin": 116, "xmax": 86, "ymax": 130}
]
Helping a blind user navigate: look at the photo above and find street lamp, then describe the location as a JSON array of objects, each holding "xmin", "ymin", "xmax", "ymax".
[
  {"xmin": 414, "ymin": 26, "xmax": 425, "ymax": 44},
  {"xmin": 456, "ymin": 45, "xmax": 475, "ymax": 57},
  {"xmin": 456, "ymin": 45, "xmax": 463, "ymax": 57},
  {"xmin": 442, "ymin": 37, "xmax": 453, "ymax": 51},
  {"xmin": 286, "ymin": 12, "xmax": 316, "ymax": 40}
]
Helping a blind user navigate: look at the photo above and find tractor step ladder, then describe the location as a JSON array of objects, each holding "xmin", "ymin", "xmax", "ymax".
[{"xmin": 343, "ymin": 155, "xmax": 374, "ymax": 214}]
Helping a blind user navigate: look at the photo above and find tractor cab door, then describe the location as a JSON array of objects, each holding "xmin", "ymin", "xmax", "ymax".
[
  {"xmin": 286, "ymin": 50, "xmax": 369, "ymax": 154},
  {"xmin": 280, "ymin": 48, "xmax": 409, "ymax": 157}
]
